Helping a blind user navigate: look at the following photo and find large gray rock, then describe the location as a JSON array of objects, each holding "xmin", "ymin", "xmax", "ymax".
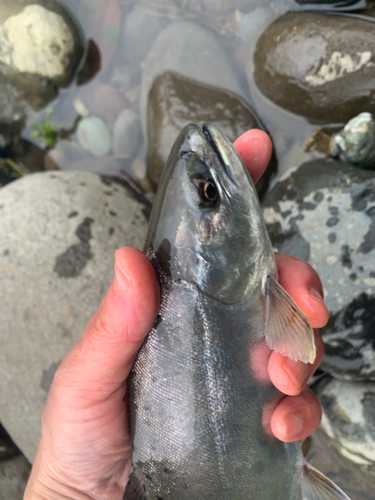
[
  {"xmin": 315, "ymin": 376, "xmax": 375, "ymax": 477},
  {"xmin": 0, "ymin": 0, "xmax": 84, "ymax": 114},
  {"xmin": 0, "ymin": 171, "xmax": 149, "ymax": 463},
  {"xmin": 140, "ymin": 20, "xmax": 244, "ymax": 128},
  {"xmin": 0, "ymin": 456, "xmax": 31, "ymax": 500},
  {"xmin": 262, "ymin": 160, "xmax": 375, "ymax": 381},
  {"xmin": 252, "ymin": 12, "xmax": 375, "ymax": 123}
]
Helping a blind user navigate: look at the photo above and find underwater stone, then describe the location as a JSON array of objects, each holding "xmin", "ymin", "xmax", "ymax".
[
  {"xmin": 253, "ymin": 12, "xmax": 375, "ymax": 123},
  {"xmin": 335, "ymin": 112, "xmax": 375, "ymax": 169},
  {"xmin": 76, "ymin": 116, "xmax": 112, "ymax": 158},
  {"xmin": 113, "ymin": 109, "xmax": 142, "ymax": 159}
]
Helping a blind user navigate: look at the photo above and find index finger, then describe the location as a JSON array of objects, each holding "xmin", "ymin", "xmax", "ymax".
[{"xmin": 234, "ymin": 129, "xmax": 273, "ymax": 183}]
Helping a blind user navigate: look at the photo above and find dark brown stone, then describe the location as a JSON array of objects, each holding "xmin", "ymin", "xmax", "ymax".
[{"xmin": 253, "ymin": 12, "xmax": 375, "ymax": 123}]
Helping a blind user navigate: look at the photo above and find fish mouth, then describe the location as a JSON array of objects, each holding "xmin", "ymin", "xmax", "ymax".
[{"xmin": 202, "ymin": 123, "xmax": 236, "ymax": 184}]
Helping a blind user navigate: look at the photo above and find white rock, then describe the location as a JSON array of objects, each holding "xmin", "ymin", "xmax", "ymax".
[
  {"xmin": 0, "ymin": 5, "xmax": 77, "ymax": 86},
  {"xmin": 76, "ymin": 116, "xmax": 112, "ymax": 158}
]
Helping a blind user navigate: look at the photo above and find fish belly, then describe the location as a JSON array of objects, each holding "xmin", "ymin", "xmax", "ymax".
[{"xmin": 126, "ymin": 280, "xmax": 301, "ymax": 500}]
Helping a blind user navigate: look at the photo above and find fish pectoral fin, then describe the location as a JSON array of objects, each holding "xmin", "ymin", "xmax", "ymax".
[
  {"xmin": 123, "ymin": 467, "xmax": 155, "ymax": 500},
  {"xmin": 264, "ymin": 275, "xmax": 316, "ymax": 364},
  {"xmin": 299, "ymin": 462, "xmax": 351, "ymax": 499}
]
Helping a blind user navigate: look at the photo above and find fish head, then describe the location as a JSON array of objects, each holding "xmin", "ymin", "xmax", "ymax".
[{"xmin": 145, "ymin": 123, "xmax": 275, "ymax": 304}]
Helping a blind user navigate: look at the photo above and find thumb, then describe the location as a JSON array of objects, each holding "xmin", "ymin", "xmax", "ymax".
[{"xmin": 55, "ymin": 246, "xmax": 160, "ymax": 404}]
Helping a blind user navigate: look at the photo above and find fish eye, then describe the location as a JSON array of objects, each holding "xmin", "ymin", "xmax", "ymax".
[{"xmin": 192, "ymin": 177, "xmax": 219, "ymax": 208}]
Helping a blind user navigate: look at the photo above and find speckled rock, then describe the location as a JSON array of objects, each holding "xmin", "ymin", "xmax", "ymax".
[
  {"xmin": 0, "ymin": 455, "xmax": 31, "ymax": 500},
  {"xmin": 146, "ymin": 71, "xmax": 274, "ymax": 195},
  {"xmin": 315, "ymin": 376, "xmax": 375, "ymax": 476},
  {"xmin": 0, "ymin": 0, "xmax": 84, "ymax": 111},
  {"xmin": 0, "ymin": 171, "xmax": 149, "ymax": 462},
  {"xmin": 262, "ymin": 160, "xmax": 375, "ymax": 381},
  {"xmin": 252, "ymin": 12, "xmax": 375, "ymax": 123},
  {"xmin": 140, "ymin": 20, "xmax": 243, "ymax": 129},
  {"xmin": 335, "ymin": 112, "xmax": 375, "ymax": 169}
]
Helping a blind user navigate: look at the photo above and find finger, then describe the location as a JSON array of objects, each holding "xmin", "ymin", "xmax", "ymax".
[
  {"xmin": 275, "ymin": 253, "xmax": 329, "ymax": 329},
  {"xmin": 55, "ymin": 247, "xmax": 159, "ymax": 403},
  {"xmin": 271, "ymin": 389, "xmax": 322, "ymax": 442},
  {"xmin": 234, "ymin": 129, "xmax": 273, "ymax": 183},
  {"xmin": 268, "ymin": 330, "xmax": 324, "ymax": 396}
]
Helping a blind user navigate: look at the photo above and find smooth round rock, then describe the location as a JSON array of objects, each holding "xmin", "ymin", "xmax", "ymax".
[
  {"xmin": 335, "ymin": 112, "xmax": 375, "ymax": 169},
  {"xmin": 140, "ymin": 20, "xmax": 243, "ymax": 128},
  {"xmin": 113, "ymin": 109, "xmax": 142, "ymax": 158},
  {"xmin": 315, "ymin": 376, "xmax": 375, "ymax": 475},
  {"xmin": 262, "ymin": 160, "xmax": 375, "ymax": 381},
  {"xmin": 253, "ymin": 12, "xmax": 375, "ymax": 123},
  {"xmin": 146, "ymin": 71, "xmax": 274, "ymax": 195},
  {"xmin": 76, "ymin": 116, "xmax": 112, "ymax": 158},
  {"xmin": 0, "ymin": 0, "xmax": 84, "ymax": 111},
  {"xmin": 0, "ymin": 171, "xmax": 149, "ymax": 462},
  {"xmin": 121, "ymin": 4, "xmax": 170, "ymax": 65},
  {"xmin": 0, "ymin": 76, "xmax": 27, "ymax": 133},
  {"xmin": 0, "ymin": 455, "xmax": 31, "ymax": 500}
]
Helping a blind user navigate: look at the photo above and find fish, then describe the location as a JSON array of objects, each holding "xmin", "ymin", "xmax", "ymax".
[{"xmin": 123, "ymin": 123, "xmax": 350, "ymax": 500}]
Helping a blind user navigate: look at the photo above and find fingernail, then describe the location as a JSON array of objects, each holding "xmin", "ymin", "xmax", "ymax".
[
  {"xmin": 309, "ymin": 286, "xmax": 324, "ymax": 301},
  {"xmin": 286, "ymin": 413, "xmax": 304, "ymax": 440},
  {"xmin": 114, "ymin": 258, "xmax": 130, "ymax": 292},
  {"xmin": 282, "ymin": 359, "xmax": 311, "ymax": 392}
]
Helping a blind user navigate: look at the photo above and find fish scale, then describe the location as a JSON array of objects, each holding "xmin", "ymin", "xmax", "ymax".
[{"xmin": 123, "ymin": 123, "xmax": 350, "ymax": 500}]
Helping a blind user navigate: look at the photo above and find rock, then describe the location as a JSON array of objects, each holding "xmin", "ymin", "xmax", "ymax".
[
  {"xmin": 74, "ymin": 82, "xmax": 128, "ymax": 127},
  {"xmin": 120, "ymin": 4, "xmax": 170, "ymax": 65},
  {"xmin": 171, "ymin": 0, "xmax": 257, "ymax": 14},
  {"xmin": 113, "ymin": 109, "xmax": 142, "ymax": 158},
  {"xmin": 252, "ymin": 12, "xmax": 375, "ymax": 123},
  {"xmin": 0, "ymin": 76, "xmax": 27, "ymax": 133},
  {"xmin": 262, "ymin": 160, "xmax": 375, "ymax": 381},
  {"xmin": 89, "ymin": 0, "xmax": 122, "ymax": 72},
  {"xmin": 335, "ymin": 112, "xmax": 375, "ymax": 169},
  {"xmin": 0, "ymin": 0, "xmax": 84, "ymax": 111},
  {"xmin": 76, "ymin": 116, "xmax": 112, "ymax": 157},
  {"xmin": 0, "ymin": 171, "xmax": 150, "ymax": 462},
  {"xmin": 146, "ymin": 71, "xmax": 274, "ymax": 194},
  {"xmin": 305, "ymin": 430, "xmax": 375, "ymax": 500},
  {"xmin": 0, "ymin": 423, "xmax": 20, "ymax": 462},
  {"xmin": 236, "ymin": 7, "xmax": 274, "ymax": 44},
  {"xmin": 315, "ymin": 376, "xmax": 375, "ymax": 476},
  {"xmin": 140, "ymin": 21, "xmax": 244, "ymax": 129},
  {"xmin": 110, "ymin": 63, "xmax": 140, "ymax": 92},
  {"xmin": 0, "ymin": 455, "xmax": 31, "ymax": 500}
]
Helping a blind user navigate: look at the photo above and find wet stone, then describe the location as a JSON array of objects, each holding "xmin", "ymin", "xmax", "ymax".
[
  {"xmin": 0, "ymin": 454, "xmax": 31, "ymax": 500},
  {"xmin": 0, "ymin": 0, "xmax": 84, "ymax": 112},
  {"xmin": 140, "ymin": 20, "xmax": 243, "ymax": 132},
  {"xmin": 262, "ymin": 159, "xmax": 375, "ymax": 381},
  {"xmin": 0, "ymin": 171, "xmax": 149, "ymax": 462},
  {"xmin": 252, "ymin": 12, "xmax": 375, "ymax": 123},
  {"xmin": 146, "ymin": 71, "xmax": 274, "ymax": 195},
  {"xmin": 314, "ymin": 376, "xmax": 375, "ymax": 476},
  {"xmin": 335, "ymin": 112, "xmax": 375, "ymax": 169}
]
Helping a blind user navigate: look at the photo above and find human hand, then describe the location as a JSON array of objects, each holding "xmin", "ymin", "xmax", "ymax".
[{"xmin": 24, "ymin": 130, "xmax": 328, "ymax": 500}]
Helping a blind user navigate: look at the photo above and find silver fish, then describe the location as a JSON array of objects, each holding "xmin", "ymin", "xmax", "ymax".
[{"xmin": 123, "ymin": 124, "xmax": 350, "ymax": 500}]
